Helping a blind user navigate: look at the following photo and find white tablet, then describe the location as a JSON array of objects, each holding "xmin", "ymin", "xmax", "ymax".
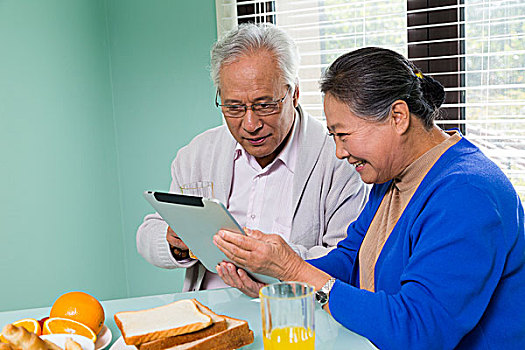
[{"xmin": 143, "ymin": 191, "xmax": 279, "ymax": 285}]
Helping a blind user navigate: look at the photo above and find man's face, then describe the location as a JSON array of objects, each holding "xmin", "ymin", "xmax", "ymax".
[{"xmin": 218, "ymin": 52, "xmax": 298, "ymax": 168}]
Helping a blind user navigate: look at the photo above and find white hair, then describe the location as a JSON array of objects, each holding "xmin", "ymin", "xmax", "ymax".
[{"xmin": 210, "ymin": 23, "xmax": 300, "ymax": 91}]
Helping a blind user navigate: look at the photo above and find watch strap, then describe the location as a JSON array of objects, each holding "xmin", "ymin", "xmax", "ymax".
[
  {"xmin": 322, "ymin": 277, "xmax": 336, "ymax": 294},
  {"xmin": 316, "ymin": 277, "xmax": 336, "ymax": 306}
]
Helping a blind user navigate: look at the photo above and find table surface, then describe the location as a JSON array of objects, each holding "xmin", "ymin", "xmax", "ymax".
[{"xmin": 0, "ymin": 288, "xmax": 376, "ymax": 349}]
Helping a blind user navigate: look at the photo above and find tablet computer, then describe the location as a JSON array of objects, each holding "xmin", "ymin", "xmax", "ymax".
[{"xmin": 143, "ymin": 191, "xmax": 278, "ymax": 285}]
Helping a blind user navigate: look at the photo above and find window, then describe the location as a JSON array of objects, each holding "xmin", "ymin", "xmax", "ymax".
[
  {"xmin": 462, "ymin": 1, "xmax": 525, "ymax": 197},
  {"xmin": 215, "ymin": 0, "xmax": 525, "ymax": 199},
  {"xmin": 218, "ymin": 0, "xmax": 408, "ymax": 119},
  {"xmin": 408, "ymin": 1, "xmax": 464, "ymax": 132}
]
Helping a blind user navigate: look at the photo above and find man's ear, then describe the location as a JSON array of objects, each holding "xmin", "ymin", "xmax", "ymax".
[
  {"xmin": 293, "ymin": 84, "xmax": 299, "ymax": 108},
  {"xmin": 390, "ymin": 100, "xmax": 410, "ymax": 135}
]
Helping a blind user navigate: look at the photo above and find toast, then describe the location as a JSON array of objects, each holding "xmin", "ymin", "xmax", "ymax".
[
  {"xmin": 114, "ymin": 299, "xmax": 213, "ymax": 345},
  {"xmin": 138, "ymin": 300, "xmax": 227, "ymax": 350},
  {"xmin": 164, "ymin": 315, "xmax": 254, "ymax": 350}
]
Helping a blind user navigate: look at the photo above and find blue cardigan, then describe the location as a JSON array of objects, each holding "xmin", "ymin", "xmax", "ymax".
[{"xmin": 309, "ymin": 136, "xmax": 525, "ymax": 349}]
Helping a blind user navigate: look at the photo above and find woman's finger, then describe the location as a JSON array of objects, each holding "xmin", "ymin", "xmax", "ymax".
[
  {"xmin": 217, "ymin": 230, "xmax": 260, "ymax": 251},
  {"xmin": 213, "ymin": 234, "xmax": 251, "ymax": 266}
]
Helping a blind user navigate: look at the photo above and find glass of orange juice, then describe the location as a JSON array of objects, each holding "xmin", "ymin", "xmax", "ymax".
[{"xmin": 260, "ymin": 282, "xmax": 315, "ymax": 349}]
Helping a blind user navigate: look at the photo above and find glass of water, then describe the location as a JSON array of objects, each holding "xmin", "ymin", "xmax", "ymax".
[{"xmin": 180, "ymin": 181, "xmax": 214, "ymax": 198}]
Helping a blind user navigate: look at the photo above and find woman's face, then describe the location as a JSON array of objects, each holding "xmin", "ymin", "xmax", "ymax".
[{"xmin": 324, "ymin": 93, "xmax": 402, "ymax": 184}]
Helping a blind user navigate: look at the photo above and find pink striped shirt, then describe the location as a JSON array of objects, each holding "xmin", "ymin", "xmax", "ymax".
[{"xmin": 201, "ymin": 117, "xmax": 299, "ymax": 289}]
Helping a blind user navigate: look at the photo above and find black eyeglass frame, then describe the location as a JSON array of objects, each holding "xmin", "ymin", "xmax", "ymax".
[{"xmin": 214, "ymin": 86, "xmax": 291, "ymax": 118}]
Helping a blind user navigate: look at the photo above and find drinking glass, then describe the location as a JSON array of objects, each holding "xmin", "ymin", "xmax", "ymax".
[
  {"xmin": 260, "ymin": 282, "xmax": 315, "ymax": 349},
  {"xmin": 179, "ymin": 181, "xmax": 214, "ymax": 198}
]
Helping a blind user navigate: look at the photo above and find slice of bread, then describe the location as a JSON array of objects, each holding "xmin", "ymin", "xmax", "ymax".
[
  {"xmin": 114, "ymin": 299, "xmax": 213, "ymax": 345},
  {"xmin": 138, "ymin": 300, "xmax": 227, "ymax": 350},
  {"xmin": 164, "ymin": 315, "xmax": 254, "ymax": 350}
]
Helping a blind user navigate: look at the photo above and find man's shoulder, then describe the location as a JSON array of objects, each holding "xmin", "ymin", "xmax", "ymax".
[
  {"xmin": 299, "ymin": 112, "xmax": 360, "ymax": 182},
  {"xmin": 181, "ymin": 125, "xmax": 233, "ymax": 151},
  {"xmin": 301, "ymin": 115, "xmax": 338, "ymax": 162},
  {"xmin": 173, "ymin": 124, "xmax": 235, "ymax": 166},
  {"xmin": 302, "ymin": 112, "xmax": 326, "ymax": 136},
  {"xmin": 190, "ymin": 124, "xmax": 232, "ymax": 144}
]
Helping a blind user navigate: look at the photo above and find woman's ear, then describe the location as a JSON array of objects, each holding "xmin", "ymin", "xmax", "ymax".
[{"xmin": 390, "ymin": 100, "xmax": 410, "ymax": 135}]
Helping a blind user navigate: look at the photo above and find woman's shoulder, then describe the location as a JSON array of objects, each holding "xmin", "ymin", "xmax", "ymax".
[
  {"xmin": 435, "ymin": 136, "xmax": 514, "ymax": 193},
  {"xmin": 418, "ymin": 137, "xmax": 520, "ymax": 215}
]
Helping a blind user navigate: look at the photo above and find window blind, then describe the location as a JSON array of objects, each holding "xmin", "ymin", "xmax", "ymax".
[
  {"xmin": 216, "ymin": 0, "xmax": 525, "ymax": 199},
  {"xmin": 228, "ymin": 0, "xmax": 408, "ymax": 120},
  {"xmin": 407, "ymin": 0, "xmax": 525, "ymax": 198}
]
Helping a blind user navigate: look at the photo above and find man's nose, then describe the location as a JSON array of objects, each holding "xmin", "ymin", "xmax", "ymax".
[{"xmin": 242, "ymin": 109, "xmax": 262, "ymax": 132}]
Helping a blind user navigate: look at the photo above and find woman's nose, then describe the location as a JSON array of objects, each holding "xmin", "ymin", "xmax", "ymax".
[{"xmin": 334, "ymin": 138, "xmax": 350, "ymax": 160}]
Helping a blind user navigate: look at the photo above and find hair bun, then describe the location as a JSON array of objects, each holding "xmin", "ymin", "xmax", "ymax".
[{"xmin": 421, "ymin": 75, "xmax": 445, "ymax": 110}]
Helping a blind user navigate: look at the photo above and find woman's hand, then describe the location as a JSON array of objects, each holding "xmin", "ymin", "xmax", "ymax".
[
  {"xmin": 215, "ymin": 262, "xmax": 266, "ymax": 298},
  {"xmin": 213, "ymin": 228, "xmax": 304, "ymax": 281}
]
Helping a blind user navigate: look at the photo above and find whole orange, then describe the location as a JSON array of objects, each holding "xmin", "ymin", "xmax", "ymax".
[{"xmin": 49, "ymin": 291, "xmax": 105, "ymax": 335}]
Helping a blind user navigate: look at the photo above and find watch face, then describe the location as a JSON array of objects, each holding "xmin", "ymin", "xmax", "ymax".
[{"xmin": 316, "ymin": 291, "xmax": 328, "ymax": 304}]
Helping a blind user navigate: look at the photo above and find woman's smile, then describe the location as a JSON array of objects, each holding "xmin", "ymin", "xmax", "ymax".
[{"xmin": 351, "ymin": 160, "xmax": 367, "ymax": 172}]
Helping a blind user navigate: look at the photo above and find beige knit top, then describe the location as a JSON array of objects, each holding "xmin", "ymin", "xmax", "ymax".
[{"xmin": 358, "ymin": 132, "xmax": 461, "ymax": 292}]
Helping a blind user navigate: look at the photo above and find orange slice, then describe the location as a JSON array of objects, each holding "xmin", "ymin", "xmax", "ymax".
[
  {"xmin": 43, "ymin": 317, "xmax": 97, "ymax": 343},
  {"xmin": 0, "ymin": 318, "xmax": 41, "ymax": 342}
]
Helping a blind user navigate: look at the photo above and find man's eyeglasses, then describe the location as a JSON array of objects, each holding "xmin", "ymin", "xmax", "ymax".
[{"xmin": 215, "ymin": 87, "xmax": 290, "ymax": 118}]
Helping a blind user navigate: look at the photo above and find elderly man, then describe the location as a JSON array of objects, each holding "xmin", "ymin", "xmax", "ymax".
[{"xmin": 136, "ymin": 23, "xmax": 369, "ymax": 292}]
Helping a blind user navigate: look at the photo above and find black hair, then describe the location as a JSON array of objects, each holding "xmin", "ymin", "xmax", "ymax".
[{"xmin": 320, "ymin": 47, "xmax": 445, "ymax": 129}]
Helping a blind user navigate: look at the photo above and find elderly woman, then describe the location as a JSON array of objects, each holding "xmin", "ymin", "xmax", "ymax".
[{"xmin": 213, "ymin": 47, "xmax": 525, "ymax": 349}]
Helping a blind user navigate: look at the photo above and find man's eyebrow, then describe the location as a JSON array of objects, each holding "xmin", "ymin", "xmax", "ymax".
[
  {"xmin": 222, "ymin": 98, "xmax": 243, "ymax": 104},
  {"xmin": 223, "ymin": 95, "xmax": 275, "ymax": 104},
  {"xmin": 252, "ymin": 95, "xmax": 274, "ymax": 102}
]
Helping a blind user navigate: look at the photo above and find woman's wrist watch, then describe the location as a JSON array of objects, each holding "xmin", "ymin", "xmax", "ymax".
[{"xmin": 315, "ymin": 277, "xmax": 336, "ymax": 307}]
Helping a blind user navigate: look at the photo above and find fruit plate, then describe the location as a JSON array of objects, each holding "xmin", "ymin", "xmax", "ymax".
[
  {"xmin": 96, "ymin": 325, "xmax": 112, "ymax": 350},
  {"xmin": 41, "ymin": 334, "xmax": 95, "ymax": 350}
]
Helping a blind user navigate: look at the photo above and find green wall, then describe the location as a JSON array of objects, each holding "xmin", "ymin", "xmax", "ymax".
[
  {"xmin": 106, "ymin": 0, "xmax": 220, "ymax": 297},
  {"xmin": 0, "ymin": 0, "xmax": 219, "ymax": 311}
]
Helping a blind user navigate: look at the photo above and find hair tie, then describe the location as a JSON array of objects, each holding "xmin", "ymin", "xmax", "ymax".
[{"xmin": 415, "ymin": 71, "xmax": 424, "ymax": 79}]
